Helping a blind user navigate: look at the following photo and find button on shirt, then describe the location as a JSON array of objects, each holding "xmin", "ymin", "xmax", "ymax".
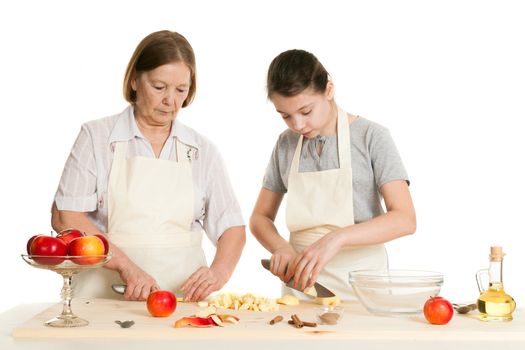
[{"xmin": 54, "ymin": 106, "xmax": 244, "ymax": 245}]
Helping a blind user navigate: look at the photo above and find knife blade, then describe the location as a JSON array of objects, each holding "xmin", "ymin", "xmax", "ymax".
[
  {"xmin": 111, "ymin": 284, "xmax": 184, "ymax": 301},
  {"xmin": 260, "ymin": 259, "xmax": 335, "ymax": 298}
]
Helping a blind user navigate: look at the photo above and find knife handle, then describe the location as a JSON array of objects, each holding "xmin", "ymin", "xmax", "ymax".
[{"xmin": 112, "ymin": 284, "xmax": 126, "ymax": 294}]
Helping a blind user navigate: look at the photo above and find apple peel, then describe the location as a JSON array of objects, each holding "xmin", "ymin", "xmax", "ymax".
[
  {"xmin": 174, "ymin": 314, "xmax": 241, "ymax": 328},
  {"xmin": 174, "ymin": 317, "xmax": 214, "ymax": 328}
]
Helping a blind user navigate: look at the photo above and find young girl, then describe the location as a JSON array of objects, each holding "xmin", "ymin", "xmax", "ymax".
[{"xmin": 250, "ymin": 49, "xmax": 416, "ymax": 300}]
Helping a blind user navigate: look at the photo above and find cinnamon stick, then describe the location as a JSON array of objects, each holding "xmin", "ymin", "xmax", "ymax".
[
  {"xmin": 269, "ymin": 315, "xmax": 283, "ymax": 325},
  {"xmin": 291, "ymin": 314, "xmax": 304, "ymax": 328},
  {"xmin": 288, "ymin": 320, "xmax": 317, "ymax": 327}
]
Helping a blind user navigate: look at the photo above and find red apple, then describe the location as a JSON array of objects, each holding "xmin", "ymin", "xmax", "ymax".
[
  {"xmin": 67, "ymin": 236, "xmax": 105, "ymax": 265},
  {"xmin": 56, "ymin": 228, "xmax": 84, "ymax": 245},
  {"xmin": 30, "ymin": 236, "xmax": 68, "ymax": 265},
  {"xmin": 26, "ymin": 234, "xmax": 43, "ymax": 254},
  {"xmin": 94, "ymin": 234, "xmax": 109, "ymax": 254},
  {"xmin": 424, "ymin": 296, "xmax": 454, "ymax": 325},
  {"xmin": 147, "ymin": 290, "xmax": 177, "ymax": 317}
]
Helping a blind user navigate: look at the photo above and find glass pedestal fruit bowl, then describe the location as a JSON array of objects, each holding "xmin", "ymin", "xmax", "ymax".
[{"xmin": 21, "ymin": 253, "xmax": 112, "ymax": 327}]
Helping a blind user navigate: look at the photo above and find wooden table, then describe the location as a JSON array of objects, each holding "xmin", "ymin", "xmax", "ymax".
[{"xmin": 2, "ymin": 298, "xmax": 524, "ymax": 349}]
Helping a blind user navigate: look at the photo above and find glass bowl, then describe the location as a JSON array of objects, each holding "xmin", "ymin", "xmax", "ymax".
[
  {"xmin": 316, "ymin": 306, "xmax": 344, "ymax": 325},
  {"xmin": 348, "ymin": 269, "xmax": 443, "ymax": 315}
]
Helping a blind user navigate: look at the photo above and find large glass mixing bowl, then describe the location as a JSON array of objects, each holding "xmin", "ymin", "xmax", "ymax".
[{"xmin": 349, "ymin": 269, "xmax": 444, "ymax": 315}]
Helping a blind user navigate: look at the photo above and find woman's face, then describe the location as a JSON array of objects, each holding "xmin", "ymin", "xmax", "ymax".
[
  {"xmin": 132, "ymin": 62, "xmax": 191, "ymax": 126},
  {"xmin": 271, "ymin": 84, "xmax": 336, "ymax": 138}
]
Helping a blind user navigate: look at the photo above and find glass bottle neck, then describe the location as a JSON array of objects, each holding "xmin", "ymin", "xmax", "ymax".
[{"xmin": 488, "ymin": 260, "xmax": 503, "ymax": 288}]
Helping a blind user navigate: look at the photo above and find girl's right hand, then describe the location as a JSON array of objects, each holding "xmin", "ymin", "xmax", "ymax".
[{"xmin": 270, "ymin": 245, "xmax": 297, "ymax": 282}]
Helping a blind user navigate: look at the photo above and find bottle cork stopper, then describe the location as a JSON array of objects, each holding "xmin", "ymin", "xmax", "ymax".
[{"xmin": 489, "ymin": 246, "xmax": 504, "ymax": 261}]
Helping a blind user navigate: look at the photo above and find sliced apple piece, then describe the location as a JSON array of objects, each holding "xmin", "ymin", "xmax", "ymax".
[
  {"xmin": 210, "ymin": 314, "xmax": 224, "ymax": 327},
  {"xmin": 218, "ymin": 314, "xmax": 240, "ymax": 324},
  {"xmin": 195, "ymin": 306, "xmax": 217, "ymax": 318},
  {"xmin": 197, "ymin": 301, "xmax": 209, "ymax": 308},
  {"xmin": 315, "ymin": 295, "xmax": 341, "ymax": 306},
  {"xmin": 303, "ymin": 286, "xmax": 318, "ymax": 297},
  {"xmin": 276, "ymin": 294, "xmax": 300, "ymax": 305}
]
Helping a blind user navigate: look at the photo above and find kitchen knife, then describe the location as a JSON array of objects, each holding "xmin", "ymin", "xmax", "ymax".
[
  {"xmin": 111, "ymin": 284, "xmax": 184, "ymax": 301},
  {"xmin": 260, "ymin": 259, "xmax": 335, "ymax": 298}
]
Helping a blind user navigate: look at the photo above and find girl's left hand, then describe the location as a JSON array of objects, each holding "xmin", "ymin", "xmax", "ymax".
[
  {"xmin": 285, "ymin": 231, "xmax": 343, "ymax": 290},
  {"xmin": 180, "ymin": 266, "xmax": 227, "ymax": 302}
]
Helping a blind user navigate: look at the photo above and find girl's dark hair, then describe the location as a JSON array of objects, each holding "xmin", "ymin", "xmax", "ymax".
[
  {"xmin": 123, "ymin": 30, "xmax": 197, "ymax": 107},
  {"xmin": 267, "ymin": 49, "xmax": 329, "ymax": 98}
]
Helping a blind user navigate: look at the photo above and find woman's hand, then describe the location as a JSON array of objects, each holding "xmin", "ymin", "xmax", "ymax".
[
  {"xmin": 285, "ymin": 231, "xmax": 343, "ymax": 290},
  {"xmin": 117, "ymin": 262, "xmax": 160, "ymax": 301},
  {"xmin": 270, "ymin": 244, "xmax": 297, "ymax": 282},
  {"xmin": 180, "ymin": 266, "xmax": 227, "ymax": 302}
]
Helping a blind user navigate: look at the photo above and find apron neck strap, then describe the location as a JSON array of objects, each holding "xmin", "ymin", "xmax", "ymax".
[
  {"xmin": 113, "ymin": 142, "xmax": 127, "ymax": 164},
  {"xmin": 290, "ymin": 106, "xmax": 352, "ymax": 173},
  {"xmin": 336, "ymin": 107, "xmax": 351, "ymax": 169}
]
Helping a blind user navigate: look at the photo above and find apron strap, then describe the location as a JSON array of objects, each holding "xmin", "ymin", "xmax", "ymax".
[
  {"xmin": 113, "ymin": 142, "xmax": 128, "ymax": 166},
  {"xmin": 290, "ymin": 134, "xmax": 303, "ymax": 174},
  {"xmin": 336, "ymin": 107, "xmax": 351, "ymax": 170},
  {"xmin": 289, "ymin": 106, "xmax": 352, "ymax": 174},
  {"xmin": 109, "ymin": 142, "xmax": 128, "ymax": 187}
]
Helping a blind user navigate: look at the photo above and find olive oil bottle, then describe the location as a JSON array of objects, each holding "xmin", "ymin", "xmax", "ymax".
[{"xmin": 476, "ymin": 246, "xmax": 516, "ymax": 321}]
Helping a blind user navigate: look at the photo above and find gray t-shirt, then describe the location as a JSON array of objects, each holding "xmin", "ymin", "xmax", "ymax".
[{"xmin": 262, "ymin": 117, "xmax": 409, "ymax": 224}]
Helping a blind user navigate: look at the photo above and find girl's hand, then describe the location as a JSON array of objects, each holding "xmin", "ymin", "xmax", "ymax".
[
  {"xmin": 180, "ymin": 266, "xmax": 227, "ymax": 302},
  {"xmin": 285, "ymin": 231, "xmax": 343, "ymax": 290},
  {"xmin": 270, "ymin": 244, "xmax": 297, "ymax": 282}
]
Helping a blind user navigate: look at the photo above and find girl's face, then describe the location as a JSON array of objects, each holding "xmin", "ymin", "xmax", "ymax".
[
  {"xmin": 132, "ymin": 62, "xmax": 191, "ymax": 127},
  {"xmin": 270, "ymin": 83, "xmax": 336, "ymax": 138}
]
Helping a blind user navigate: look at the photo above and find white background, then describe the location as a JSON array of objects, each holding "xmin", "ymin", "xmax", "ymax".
[{"xmin": 1, "ymin": 0, "xmax": 524, "ymax": 313}]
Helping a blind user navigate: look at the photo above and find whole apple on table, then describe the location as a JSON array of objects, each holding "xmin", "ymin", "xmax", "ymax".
[
  {"xmin": 423, "ymin": 296, "xmax": 454, "ymax": 325},
  {"xmin": 147, "ymin": 290, "xmax": 177, "ymax": 317},
  {"xmin": 26, "ymin": 228, "xmax": 109, "ymax": 266}
]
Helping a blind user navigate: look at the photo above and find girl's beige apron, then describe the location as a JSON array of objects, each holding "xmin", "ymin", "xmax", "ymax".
[
  {"xmin": 284, "ymin": 107, "xmax": 388, "ymax": 300},
  {"xmin": 73, "ymin": 140, "xmax": 206, "ymax": 298}
]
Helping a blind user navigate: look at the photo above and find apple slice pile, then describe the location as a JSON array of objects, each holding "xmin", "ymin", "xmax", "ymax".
[
  {"xmin": 205, "ymin": 292, "xmax": 279, "ymax": 312},
  {"xmin": 26, "ymin": 229, "xmax": 109, "ymax": 266}
]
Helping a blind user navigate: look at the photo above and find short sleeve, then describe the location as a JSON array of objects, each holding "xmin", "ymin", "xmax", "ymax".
[
  {"xmin": 262, "ymin": 135, "xmax": 288, "ymax": 193},
  {"xmin": 369, "ymin": 127, "xmax": 410, "ymax": 189},
  {"xmin": 202, "ymin": 146, "xmax": 244, "ymax": 245},
  {"xmin": 54, "ymin": 125, "xmax": 98, "ymax": 212}
]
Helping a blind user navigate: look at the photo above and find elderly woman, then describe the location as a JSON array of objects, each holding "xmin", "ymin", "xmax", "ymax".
[{"xmin": 52, "ymin": 30, "xmax": 245, "ymax": 302}]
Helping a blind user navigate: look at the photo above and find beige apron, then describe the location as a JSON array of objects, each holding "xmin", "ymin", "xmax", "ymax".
[
  {"xmin": 73, "ymin": 139, "xmax": 207, "ymax": 298},
  {"xmin": 284, "ymin": 107, "xmax": 388, "ymax": 300}
]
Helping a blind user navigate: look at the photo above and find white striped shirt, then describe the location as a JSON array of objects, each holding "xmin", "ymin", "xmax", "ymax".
[{"xmin": 54, "ymin": 106, "xmax": 244, "ymax": 245}]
